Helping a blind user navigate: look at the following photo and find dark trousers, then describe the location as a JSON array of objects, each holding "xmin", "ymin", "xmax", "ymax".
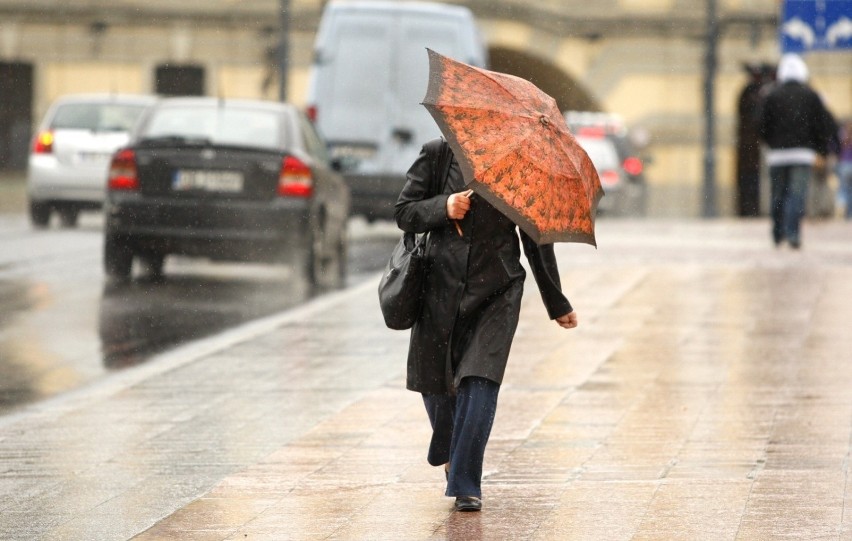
[
  {"xmin": 422, "ymin": 376, "xmax": 500, "ymax": 498},
  {"xmin": 769, "ymin": 164, "xmax": 811, "ymax": 246}
]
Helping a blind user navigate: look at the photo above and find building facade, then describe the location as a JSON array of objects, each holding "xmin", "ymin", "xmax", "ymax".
[{"xmin": 1, "ymin": 0, "xmax": 849, "ymax": 214}]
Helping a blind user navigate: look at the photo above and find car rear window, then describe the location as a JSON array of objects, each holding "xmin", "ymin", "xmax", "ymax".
[
  {"xmin": 144, "ymin": 105, "xmax": 281, "ymax": 149},
  {"xmin": 575, "ymin": 136, "xmax": 620, "ymax": 170},
  {"xmin": 51, "ymin": 103, "xmax": 148, "ymax": 132}
]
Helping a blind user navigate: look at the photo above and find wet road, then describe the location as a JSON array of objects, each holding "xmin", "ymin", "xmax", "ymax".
[{"xmin": 0, "ymin": 211, "xmax": 399, "ymax": 415}]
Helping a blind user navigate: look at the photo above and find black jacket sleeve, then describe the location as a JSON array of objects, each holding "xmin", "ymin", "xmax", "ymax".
[
  {"xmin": 520, "ymin": 229, "xmax": 573, "ymax": 319},
  {"xmin": 394, "ymin": 141, "xmax": 452, "ymax": 233}
]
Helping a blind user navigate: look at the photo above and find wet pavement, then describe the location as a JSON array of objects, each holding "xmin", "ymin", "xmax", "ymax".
[
  {"xmin": 2, "ymin": 218, "xmax": 852, "ymax": 540},
  {"xmin": 0, "ymin": 197, "xmax": 398, "ymax": 414}
]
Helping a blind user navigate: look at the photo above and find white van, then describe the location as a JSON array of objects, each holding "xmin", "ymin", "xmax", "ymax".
[{"xmin": 306, "ymin": 0, "xmax": 487, "ymax": 221}]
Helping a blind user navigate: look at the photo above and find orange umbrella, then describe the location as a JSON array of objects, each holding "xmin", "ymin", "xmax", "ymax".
[{"xmin": 422, "ymin": 49, "xmax": 603, "ymax": 246}]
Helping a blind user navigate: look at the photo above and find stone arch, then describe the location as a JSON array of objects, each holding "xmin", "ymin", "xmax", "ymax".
[{"xmin": 487, "ymin": 46, "xmax": 600, "ymax": 113}]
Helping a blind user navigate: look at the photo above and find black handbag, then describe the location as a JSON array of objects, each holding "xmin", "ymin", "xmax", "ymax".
[
  {"xmin": 378, "ymin": 140, "xmax": 452, "ymax": 330},
  {"xmin": 378, "ymin": 231, "xmax": 430, "ymax": 330}
]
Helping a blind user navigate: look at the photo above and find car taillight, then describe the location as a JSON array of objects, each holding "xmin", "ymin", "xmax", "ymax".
[
  {"xmin": 306, "ymin": 105, "xmax": 317, "ymax": 123},
  {"xmin": 33, "ymin": 130, "xmax": 54, "ymax": 154},
  {"xmin": 576, "ymin": 126, "xmax": 606, "ymax": 138},
  {"xmin": 278, "ymin": 156, "xmax": 313, "ymax": 198},
  {"xmin": 108, "ymin": 149, "xmax": 139, "ymax": 191},
  {"xmin": 622, "ymin": 156, "xmax": 643, "ymax": 176},
  {"xmin": 600, "ymin": 170, "xmax": 620, "ymax": 187}
]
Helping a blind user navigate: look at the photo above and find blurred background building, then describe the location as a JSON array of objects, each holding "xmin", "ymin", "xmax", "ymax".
[{"xmin": 0, "ymin": 0, "xmax": 850, "ymax": 215}]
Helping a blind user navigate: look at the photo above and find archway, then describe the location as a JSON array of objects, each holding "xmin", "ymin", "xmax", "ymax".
[{"xmin": 487, "ymin": 46, "xmax": 599, "ymax": 113}]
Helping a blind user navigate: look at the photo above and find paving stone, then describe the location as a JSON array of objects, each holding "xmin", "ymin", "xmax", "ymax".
[{"xmin": 1, "ymin": 219, "xmax": 852, "ymax": 539}]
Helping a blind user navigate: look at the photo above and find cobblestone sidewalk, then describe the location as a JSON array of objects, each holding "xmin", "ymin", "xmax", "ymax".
[{"xmin": 2, "ymin": 219, "xmax": 852, "ymax": 540}]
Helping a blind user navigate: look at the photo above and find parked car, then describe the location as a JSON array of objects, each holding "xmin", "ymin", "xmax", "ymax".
[
  {"xmin": 27, "ymin": 94, "xmax": 157, "ymax": 227},
  {"xmin": 574, "ymin": 134, "xmax": 626, "ymax": 215},
  {"xmin": 565, "ymin": 111, "xmax": 649, "ymax": 216},
  {"xmin": 306, "ymin": 0, "xmax": 487, "ymax": 221},
  {"xmin": 103, "ymin": 97, "xmax": 350, "ymax": 288}
]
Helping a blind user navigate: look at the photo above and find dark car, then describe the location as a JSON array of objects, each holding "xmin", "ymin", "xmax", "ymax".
[{"xmin": 104, "ymin": 97, "xmax": 350, "ymax": 287}]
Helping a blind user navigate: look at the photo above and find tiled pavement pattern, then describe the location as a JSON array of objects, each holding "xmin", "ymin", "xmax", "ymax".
[{"xmin": 2, "ymin": 219, "xmax": 852, "ymax": 540}]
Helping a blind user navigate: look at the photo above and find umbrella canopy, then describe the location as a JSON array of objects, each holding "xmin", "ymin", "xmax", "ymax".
[{"xmin": 422, "ymin": 48, "xmax": 604, "ymax": 246}]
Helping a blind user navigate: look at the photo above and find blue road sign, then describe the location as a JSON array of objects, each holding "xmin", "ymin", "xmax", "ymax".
[{"xmin": 781, "ymin": 0, "xmax": 852, "ymax": 52}]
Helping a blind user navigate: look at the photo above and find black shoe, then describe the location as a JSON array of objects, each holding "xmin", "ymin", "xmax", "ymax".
[
  {"xmin": 454, "ymin": 496, "xmax": 482, "ymax": 512},
  {"xmin": 790, "ymin": 240, "xmax": 801, "ymax": 250}
]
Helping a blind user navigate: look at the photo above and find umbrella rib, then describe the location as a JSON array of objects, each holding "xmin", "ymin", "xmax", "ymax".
[
  {"xmin": 475, "ymin": 68, "xmax": 543, "ymax": 106},
  {"xmin": 426, "ymin": 103, "xmax": 541, "ymax": 121},
  {"xmin": 477, "ymin": 127, "xmax": 578, "ymax": 183},
  {"xmin": 426, "ymin": 104, "xmax": 544, "ymax": 154},
  {"xmin": 424, "ymin": 104, "xmax": 546, "ymax": 182}
]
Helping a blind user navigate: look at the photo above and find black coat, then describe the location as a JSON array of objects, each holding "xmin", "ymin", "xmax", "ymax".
[
  {"xmin": 758, "ymin": 81, "xmax": 835, "ymax": 155},
  {"xmin": 395, "ymin": 139, "xmax": 573, "ymax": 395}
]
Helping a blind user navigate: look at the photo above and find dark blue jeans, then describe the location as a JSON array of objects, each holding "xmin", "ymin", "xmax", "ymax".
[
  {"xmin": 422, "ymin": 377, "xmax": 500, "ymax": 498},
  {"xmin": 769, "ymin": 164, "xmax": 811, "ymax": 246},
  {"xmin": 839, "ymin": 162, "xmax": 852, "ymax": 219}
]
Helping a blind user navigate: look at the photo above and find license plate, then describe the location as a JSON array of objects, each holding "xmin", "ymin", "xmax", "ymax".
[
  {"xmin": 172, "ymin": 170, "xmax": 244, "ymax": 193},
  {"xmin": 76, "ymin": 151, "xmax": 112, "ymax": 163},
  {"xmin": 329, "ymin": 144, "xmax": 377, "ymax": 161}
]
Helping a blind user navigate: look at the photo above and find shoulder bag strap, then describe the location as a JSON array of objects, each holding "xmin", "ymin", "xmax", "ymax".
[
  {"xmin": 418, "ymin": 139, "xmax": 453, "ymax": 251},
  {"xmin": 437, "ymin": 137, "xmax": 452, "ymax": 194}
]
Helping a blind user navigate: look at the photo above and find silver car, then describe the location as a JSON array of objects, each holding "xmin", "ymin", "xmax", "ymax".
[
  {"xmin": 27, "ymin": 94, "xmax": 156, "ymax": 228},
  {"xmin": 575, "ymin": 133, "xmax": 648, "ymax": 217}
]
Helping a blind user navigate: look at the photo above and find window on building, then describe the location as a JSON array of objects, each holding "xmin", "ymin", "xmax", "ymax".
[
  {"xmin": 154, "ymin": 64, "xmax": 205, "ymax": 96},
  {"xmin": 0, "ymin": 62, "xmax": 33, "ymax": 170}
]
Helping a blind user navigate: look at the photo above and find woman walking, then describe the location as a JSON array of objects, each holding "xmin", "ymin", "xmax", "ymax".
[{"xmin": 395, "ymin": 138, "xmax": 578, "ymax": 512}]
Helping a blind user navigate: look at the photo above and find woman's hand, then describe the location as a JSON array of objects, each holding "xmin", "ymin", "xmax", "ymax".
[
  {"xmin": 447, "ymin": 189, "xmax": 474, "ymax": 220},
  {"xmin": 555, "ymin": 311, "xmax": 578, "ymax": 329}
]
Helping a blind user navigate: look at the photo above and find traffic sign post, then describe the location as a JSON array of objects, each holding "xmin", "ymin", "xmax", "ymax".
[{"xmin": 781, "ymin": 0, "xmax": 852, "ymax": 53}]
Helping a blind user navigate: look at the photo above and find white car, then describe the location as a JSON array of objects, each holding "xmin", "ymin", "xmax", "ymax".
[{"xmin": 27, "ymin": 94, "xmax": 156, "ymax": 228}]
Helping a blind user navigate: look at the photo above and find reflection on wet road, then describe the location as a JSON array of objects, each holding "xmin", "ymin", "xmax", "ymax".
[
  {"xmin": 0, "ymin": 214, "xmax": 399, "ymax": 415},
  {"xmin": 98, "ymin": 265, "xmax": 311, "ymax": 369}
]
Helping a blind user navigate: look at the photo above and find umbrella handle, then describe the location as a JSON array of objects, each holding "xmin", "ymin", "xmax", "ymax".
[
  {"xmin": 454, "ymin": 220, "xmax": 463, "ymax": 237},
  {"xmin": 453, "ymin": 189, "xmax": 473, "ymax": 237}
]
